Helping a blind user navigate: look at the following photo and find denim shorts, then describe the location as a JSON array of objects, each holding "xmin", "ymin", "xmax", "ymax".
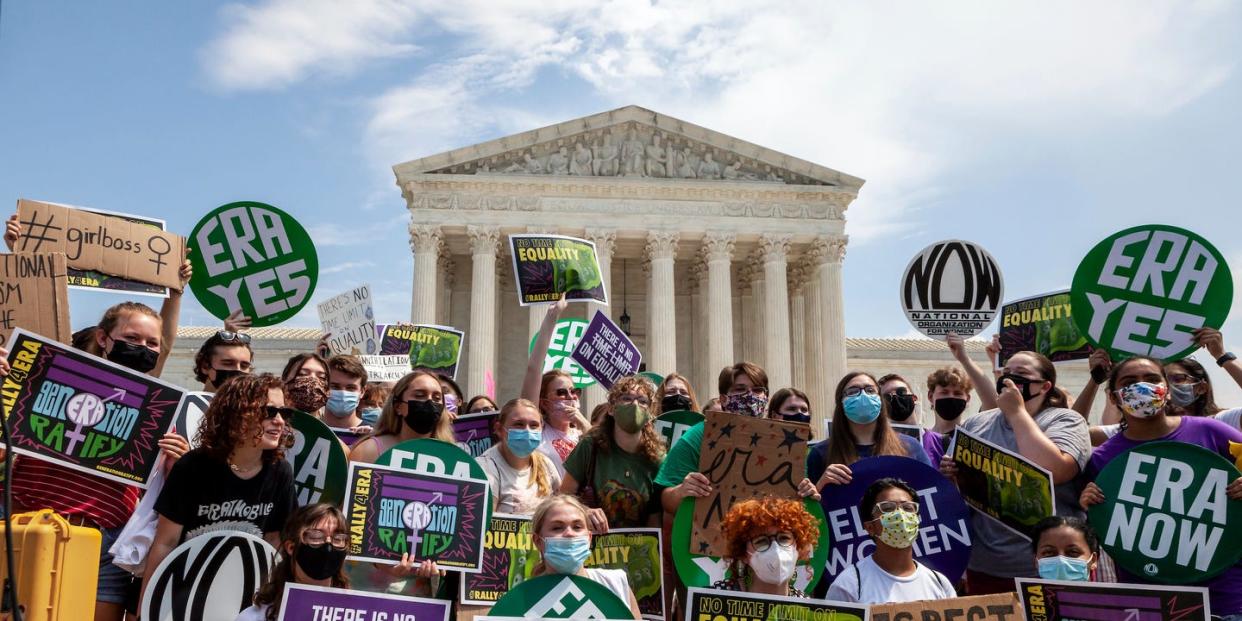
[{"xmin": 97, "ymin": 526, "xmax": 138, "ymax": 605}]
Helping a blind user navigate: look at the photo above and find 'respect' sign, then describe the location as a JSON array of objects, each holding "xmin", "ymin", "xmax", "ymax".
[
  {"xmin": 188, "ymin": 201, "xmax": 318, "ymax": 327},
  {"xmin": 1070, "ymin": 224, "xmax": 1232, "ymax": 361},
  {"xmin": 1088, "ymin": 441, "xmax": 1242, "ymax": 583},
  {"xmin": 900, "ymin": 240, "xmax": 1004, "ymax": 339}
]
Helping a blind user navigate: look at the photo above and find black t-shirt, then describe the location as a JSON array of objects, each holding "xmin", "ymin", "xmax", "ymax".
[{"xmin": 155, "ymin": 448, "xmax": 296, "ymax": 542}]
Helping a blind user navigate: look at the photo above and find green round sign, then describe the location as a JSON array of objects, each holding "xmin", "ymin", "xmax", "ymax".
[
  {"xmin": 528, "ymin": 319, "xmax": 596, "ymax": 389},
  {"xmin": 378, "ymin": 438, "xmax": 492, "ymax": 523},
  {"xmin": 286, "ymin": 411, "xmax": 348, "ymax": 507},
  {"xmin": 671, "ymin": 497, "xmax": 831, "ymax": 591},
  {"xmin": 1070, "ymin": 224, "xmax": 1232, "ymax": 361},
  {"xmin": 188, "ymin": 201, "xmax": 318, "ymax": 327},
  {"xmin": 490, "ymin": 574, "xmax": 631, "ymax": 619},
  {"xmin": 1088, "ymin": 441, "xmax": 1242, "ymax": 583},
  {"xmin": 653, "ymin": 410, "xmax": 704, "ymax": 447},
  {"xmin": 638, "ymin": 371, "xmax": 664, "ymax": 387}
]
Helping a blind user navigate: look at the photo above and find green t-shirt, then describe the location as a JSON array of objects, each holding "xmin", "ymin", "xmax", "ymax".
[
  {"xmin": 653, "ymin": 421, "xmax": 704, "ymax": 488},
  {"xmin": 564, "ymin": 433, "xmax": 661, "ymax": 528}
]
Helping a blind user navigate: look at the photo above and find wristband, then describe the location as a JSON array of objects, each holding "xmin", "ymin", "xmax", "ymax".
[
  {"xmin": 1218, "ymin": 352, "xmax": 1237, "ymax": 367},
  {"xmin": 1090, "ymin": 365, "xmax": 1108, "ymax": 385}
]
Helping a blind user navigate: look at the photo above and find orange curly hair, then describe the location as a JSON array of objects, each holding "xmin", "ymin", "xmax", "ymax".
[
  {"xmin": 196, "ymin": 373, "xmax": 287, "ymax": 463},
  {"xmin": 720, "ymin": 498, "xmax": 820, "ymax": 564}
]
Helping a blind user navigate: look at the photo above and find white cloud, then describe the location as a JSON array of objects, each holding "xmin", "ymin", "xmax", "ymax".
[
  {"xmin": 305, "ymin": 213, "xmax": 407, "ymax": 247},
  {"xmin": 320, "ymin": 260, "xmax": 376, "ymax": 275}
]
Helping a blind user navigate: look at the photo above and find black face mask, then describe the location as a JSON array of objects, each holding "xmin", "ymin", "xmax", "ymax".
[
  {"xmin": 997, "ymin": 374, "xmax": 1040, "ymax": 401},
  {"xmin": 661, "ymin": 394, "xmax": 693, "ymax": 413},
  {"xmin": 885, "ymin": 393, "xmax": 916, "ymax": 422},
  {"xmin": 781, "ymin": 412, "xmax": 812, "ymax": 424},
  {"xmin": 211, "ymin": 368, "xmax": 245, "ymax": 388},
  {"xmin": 932, "ymin": 397, "xmax": 968, "ymax": 421},
  {"xmin": 405, "ymin": 399, "xmax": 443, "ymax": 434},
  {"xmin": 107, "ymin": 339, "xmax": 159, "ymax": 374},
  {"xmin": 295, "ymin": 542, "xmax": 346, "ymax": 581}
]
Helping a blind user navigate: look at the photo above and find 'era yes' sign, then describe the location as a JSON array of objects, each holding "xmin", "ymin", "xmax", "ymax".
[
  {"xmin": 1071, "ymin": 225, "xmax": 1232, "ymax": 361},
  {"xmin": 188, "ymin": 202, "xmax": 319, "ymax": 327}
]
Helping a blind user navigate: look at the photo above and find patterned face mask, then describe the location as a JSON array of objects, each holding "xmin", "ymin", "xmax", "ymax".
[
  {"xmin": 286, "ymin": 375, "xmax": 329, "ymax": 412},
  {"xmin": 1115, "ymin": 382, "xmax": 1168, "ymax": 419},
  {"xmin": 875, "ymin": 509, "xmax": 920, "ymax": 549},
  {"xmin": 722, "ymin": 391, "xmax": 768, "ymax": 418}
]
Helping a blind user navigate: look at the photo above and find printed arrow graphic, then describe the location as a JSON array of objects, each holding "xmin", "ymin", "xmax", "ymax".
[{"xmin": 103, "ymin": 388, "xmax": 127, "ymax": 404}]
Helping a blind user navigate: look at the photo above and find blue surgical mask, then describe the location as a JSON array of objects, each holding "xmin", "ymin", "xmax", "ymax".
[
  {"xmin": 506, "ymin": 428, "xmax": 542, "ymax": 458},
  {"xmin": 325, "ymin": 390, "xmax": 360, "ymax": 416},
  {"xmin": 843, "ymin": 392, "xmax": 882, "ymax": 424},
  {"xmin": 1037, "ymin": 555, "xmax": 1091, "ymax": 582},
  {"xmin": 359, "ymin": 407, "xmax": 382, "ymax": 427},
  {"xmin": 542, "ymin": 536, "xmax": 591, "ymax": 574}
]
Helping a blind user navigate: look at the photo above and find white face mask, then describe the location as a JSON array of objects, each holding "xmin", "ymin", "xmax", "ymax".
[{"xmin": 748, "ymin": 542, "xmax": 797, "ymax": 585}]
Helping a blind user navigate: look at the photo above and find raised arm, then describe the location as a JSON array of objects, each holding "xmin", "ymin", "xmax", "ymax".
[
  {"xmin": 947, "ymin": 332, "xmax": 998, "ymax": 410},
  {"xmin": 1001, "ymin": 381, "xmax": 1081, "ymax": 484},
  {"xmin": 1197, "ymin": 328, "xmax": 1242, "ymax": 392},
  {"xmin": 1072, "ymin": 348, "xmax": 1111, "ymax": 419},
  {"xmin": 521, "ymin": 296, "xmax": 567, "ymax": 403},
  {"xmin": 153, "ymin": 258, "xmax": 192, "ymax": 378}
]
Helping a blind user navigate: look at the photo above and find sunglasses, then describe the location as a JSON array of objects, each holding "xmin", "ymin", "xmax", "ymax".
[
  {"xmin": 262, "ymin": 406, "xmax": 297, "ymax": 420},
  {"xmin": 217, "ymin": 330, "xmax": 252, "ymax": 344},
  {"xmin": 554, "ymin": 388, "xmax": 582, "ymax": 399}
]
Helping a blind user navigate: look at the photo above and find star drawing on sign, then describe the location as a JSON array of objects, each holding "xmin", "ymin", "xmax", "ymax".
[
  {"xmin": 708, "ymin": 440, "xmax": 717, "ymax": 450},
  {"xmin": 757, "ymin": 455, "xmax": 767, "ymax": 467},
  {"xmin": 719, "ymin": 422, "xmax": 736, "ymax": 438},
  {"xmin": 699, "ymin": 541, "xmax": 710, "ymax": 554},
  {"xmin": 749, "ymin": 433, "xmax": 761, "ymax": 447},
  {"xmin": 778, "ymin": 428, "xmax": 802, "ymax": 450}
]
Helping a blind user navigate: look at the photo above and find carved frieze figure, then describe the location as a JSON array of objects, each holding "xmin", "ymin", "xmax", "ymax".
[
  {"xmin": 722, "ymin": 160, "xmax": 742, "ymax": 180},
  {"xmin": 645, "ymin": 134, "xmax": 667, "ymax": 177},
  {"xmin": 621, "ymin": 128, "xmax": 646, "ymax": 177},
  {"xmin": 697, "ymin": 151, "xmax": 722, "ymax": 179},
  {"xmin": 665, "ymin": 138, "xmax": 679, "ymax": 178},
  {"xmin": 593, "ymin": 131, "xmax": 619, "ymax": 176},
  {"xmin": 548, "ymin": 146, "xmax": 570, "ymax": 175},
  {"xmin": 570, "ymin": 141, "xmax": 592, "ymax": 175}
]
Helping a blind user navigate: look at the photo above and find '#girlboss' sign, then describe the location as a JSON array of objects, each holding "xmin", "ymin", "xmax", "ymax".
[
  {"xmin": 1071, "ymin": 225, "xmax": 1232, "ymax": 361},
  {"xmin": 1088, "ymin": 441, "xmax": 1242, "ymax": 583}
]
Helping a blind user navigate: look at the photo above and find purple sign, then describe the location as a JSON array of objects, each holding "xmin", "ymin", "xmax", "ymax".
[
  {"xmin": 452, "ymin": 411, "xmax": 499, "ymax": 459},
  {"xmin": 570, "ymin": 310, "xmax": 641, "ymax": 389},
  {"xmin": 819, "ymin": 455, "xmax": 973, "ymax": 584},
  {"xmin": 279, "ymin": 583, "xmax": 451, "ymax": 621}
]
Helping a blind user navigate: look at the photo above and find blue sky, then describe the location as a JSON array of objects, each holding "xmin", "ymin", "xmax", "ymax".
[{"xmin": 3, "ymin": 1, "xmax": 1242, "ymax": 397}]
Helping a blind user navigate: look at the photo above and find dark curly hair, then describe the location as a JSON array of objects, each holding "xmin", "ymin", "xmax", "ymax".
[
  {"xmin": 193, "ymin": 333, "xmax": 254, "ymax": 384},
  {"xmin": 251, "ymin": 503, "xmax": 350, "ymax": 620},
  {"xmin": 583, "ymin": 375, "xmax": 665, "ymax": 464},
  {"xmin": 196, "ymin": 373, "xmax": 287, "ymax": 463}
]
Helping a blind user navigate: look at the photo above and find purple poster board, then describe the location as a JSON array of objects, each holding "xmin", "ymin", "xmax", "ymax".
[
  {"xmin": 1, "ymin": 328, "xmax": 184, "ymax": 488},
  {"xmin": 453, "ymin": 411, "xmax": 500, "ymax": 459},
  {"xmin": 570, "ymin": 310, "xmax": 641, "ymax": 389},
  {"xmin": 345, "ymin": 461, "xmax": 489, "ymax": 572},
  {"xmin": 279, "ymin": 583, "xmax": 451, "ymax": 621},
  {"xmin": 820, "ymin": 456, "xmax": 973, "ymax": 584}
]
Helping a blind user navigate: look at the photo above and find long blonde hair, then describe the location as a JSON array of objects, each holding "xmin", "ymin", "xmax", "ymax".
[
  {"xmin": 530, "ymin": 494, "xmax": 591, "ymax": 576},
  {"xmin": 499, "ymin": 398, "xmax": 555, "ymax": 497},
  {"xmin": 371, "ymin": 371, "xmax": 455, "ymax": 443}
]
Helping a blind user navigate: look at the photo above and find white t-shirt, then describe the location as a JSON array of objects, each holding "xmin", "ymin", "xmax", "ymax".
[
  {"xmin": 825, "ymin": 556, "xmax": 956, "ymax": 604},
  {"xmin": 234, "ymin": 604, "xmax": 269, "ymax": 621},
  {"xmin": 1216, "ymin": 408, "xmax": 1242, "ymax": 430},
  {"xmin": 586, "ymin": 568, "xmax": 631, "ymax": 607},
  {"xmin": 1098, "ymin": 423, "xmax": 1122, "ymax": 440},
  {"xmin": 538, "ymin": 425, "xmax": 581, "ymax": 478},
  {"xmin": 478, "ymin": 445, "xmax": 562, "ymax": 515}
]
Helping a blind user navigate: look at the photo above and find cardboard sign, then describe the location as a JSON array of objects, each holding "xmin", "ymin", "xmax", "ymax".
[
  {"xmin": 1070, "ymin": 224, "xmax": 1233, "ymax": 361},
  {"xmin": 871, "ymin": 593, "xmax": 1021, "ymax": 621},
  {"xmin": 67, "ymin": 206, "xmax": 172, "ymax": 297},
  {"xmin": 279, "ymin": 584, "xmax": 450, "ymax": 621},
  {"xmin": 15, "ymin": 199, "xmax": 188, "ymax": 291},
  {"xmin": 509, "ymin": 234, "xmax": 607, "ymax": 306},
  {"xmin": 820, "ymin": 456, "xmax": 973, "ymax": 584},
  {"xmin": 1015, "ymin": 578, "xmax": 1211, "ymax": 621},
  {"xmin": 141, "ymin": 531, "xmax": 276, "ymax": 621},
  {"xmin": 358, "ymin": 354, "xmax": 412, "ymax": 383},
  {"xmin": 174, "ymin": 391, "xmax": 212, "ymax": 444},
  {"xmin": 489, "ymin": 574, "xmax": 630, "ymax": 619},
  {"xmin": 950, "ymin": 427, "xmax": 1055, "ymax": 540},
  {"xmin": 345, "ymin": 461, "xmax": 489, "ymax": 571},
  {"xmin": 528, "ymin": 318, "xmax": 596, "ymax": 389},
  {"xmin": 0, "ymin": 253, "xmax": 71, "ymax": 348},
  {"xmin": 692, "ymin": 410, "xmax": 810, "ymax": 557},
  {"xmin": 672, "ymin": 497, "xmax": 830, "ymax": 593},
  {"xmin": 571, "ymin": 310, "xmax": 641, "ymax": 389},
  {"xmin": 654, "ymin": 410, "xmax": 703, "ymax": 448},
  {"xmin": 318, "ymin": 284, "xmax": 377, "ymax": 355},
  {"xmin": 900, "ymin": 240, "xmax": 1004, "ymax": 339},
  {"xmin": 0, "ymin": 329, "xmax": 184, "ymax": 488},
  {"xmin": 453, "ymin": 411, "xmax": 500, "ymax": 459},
  {"xmin": 285, "ymin": 411, "xmax": 348, "ymax": 507},
  {"xmin": 998, "ymin": 290, "xmax": 1090, "ymax": 365},
  {"xmin": 684, "ymin": 587, "xmax": 868, "ymax": 621},
  {"xmin": 188, "ymin": 201, "xmax": 318, "ymax": 327},
  {"xmin": 376, "ymin": 323, "xmax": 464, "ymax": 380},
  {"xmin": 1087, "ymin": 441, "xmax": 1242, "ymax": 583}
]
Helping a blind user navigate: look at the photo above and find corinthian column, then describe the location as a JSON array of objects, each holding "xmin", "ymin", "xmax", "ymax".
[
  {"xmin": 466, "ymin": 226, "xmax": 500, "ymax": 399},
  {"xmin": 760, "ymin": 234, "xmax": 793, "ymax": 391},
  {"xmin": 788, "ymin": 262, "xmax": 808, "ymax": 391},
  {"xmin": 703, "ymin": 232, "xmax": 736, "ymax": 387},
  {"xmin": 645, "ymin": 231, "xmax": 680, "ymax": 375},
  {"xmin": 809, "ymin": 235, "xmax": 849, "ymax": 412},
  {"xmin": 803, "ymin": 248, "xmax": 828, "ymax": 423},
  {"xmin": 409, "ymin": 224, "xmax": 442, "ymax": 324},
  {"xmin": 583, "ymin": 228, "xmax": 616, "ymax": 409}
]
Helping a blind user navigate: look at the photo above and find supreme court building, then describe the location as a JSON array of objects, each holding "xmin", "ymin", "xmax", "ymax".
[{"xmin": 392, "ymin": 105, "xmax": 860, "ymax": 422}]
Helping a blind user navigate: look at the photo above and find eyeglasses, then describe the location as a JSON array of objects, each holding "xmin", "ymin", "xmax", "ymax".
[
  {"xmin": 844, "ymin": 385, "xmax": 879, "ymax": 397},
  {"xmin": 749, "ymin": 532, "xmax": 796, "ymax": 552},
  {"xmin": 217, "ymin": 330, "xmax": 252, "ymax": 344},
  {"xmin": 302, "ymin": 529, "xmax": 349, "ymax": 550},
  {"xmin": 873, "ymin": 500, "xmax": 919, "ymax": 515},
  {"xmin": 262, "ymin": 406, "xmax": 297, "ymax": 420},
  {"xmin": 554, "ymin": 388, "xmax": 582, "ymax": 399},
  {"xmin": 617, "ymin": 394, "xmax": 651, "ymax": 406},
  {"xmin": 1168, "ymin": 373, "xmax": 1200, "ymax": 384}
]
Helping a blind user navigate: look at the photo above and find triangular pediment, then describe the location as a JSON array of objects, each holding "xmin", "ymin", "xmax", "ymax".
[{"xmin": 392, "ymin": 105, "xmax": 864, "ymax": 189}]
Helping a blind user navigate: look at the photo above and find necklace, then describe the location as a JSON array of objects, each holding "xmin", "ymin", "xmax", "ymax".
[{"xmin": 229, "ymin": 459, "xmax": 262, "ymax": 473}]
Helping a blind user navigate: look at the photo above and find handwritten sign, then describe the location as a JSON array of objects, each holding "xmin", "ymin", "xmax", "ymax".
[
  {"xmin": 358, "ymin": 354, "xmax": 411, "ymax": 383},
  {"xmin": 871, "ymin": 593, "xmax": 1020, "ymax": 621},
  {"xmin": 317, "ymin": 284, "xmax": 376, "ymax": 355},
  {"xmin": 692, "ymin": 410, "xmax": 810, "ymax": 557},
  {"xmin": 67, "ymin": 206, "xmax": 172, "ymax": 297},
  {"xmin": 15, "ymin": 199, "xmax": 187, "ymax": 291},
  {"xmin": 950, "ymin": 427, "xmax": 1055, "ymax": 540},
  {"xmin": 571, "ymin": 310, "xmax": 640, "ymax": 389},
  {"xmin": 509, "ymin": 234, "xmax": 607, "ymax": 306},
  {"xmin": 0, "ymin": 253, "xmax": 70, "ymax": 348},
  {"xmin": 1, "ymin": 329, "xmax": 184, "ymax": 488}
]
